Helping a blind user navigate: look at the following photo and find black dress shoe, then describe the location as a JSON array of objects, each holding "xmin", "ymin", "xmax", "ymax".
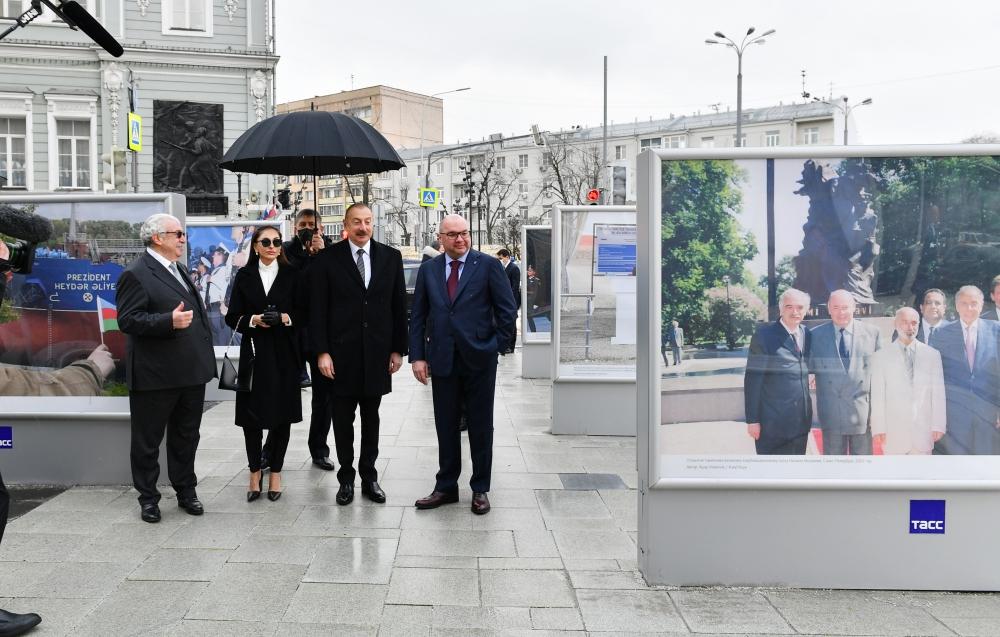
[
  {"xmin": 247, "ymin": 473, "xmax": 263, "ymax": 502},
  {"xmin": 414, "ymin": 490, "xmax": 459, "ymax": 509},
  {"xmin": 177, "ymin": 496, "xmax": 204, "ymax": 516},
  {"xmin": 312, "ymin": 457, "xmax": 335, "ymax": 471},
  {"xmin": 140, "ymin": 503, "xmax": 161, "ymax": 523},
  {"xmin": 0, "ymin": 608, "xmax": 42, "ymax": 636},
  {"xmin": 336, "ymin": 483, "xmax": 354, "ymax": 505},
  {"xmin": 471, "ymin": 492, "xmax": 491, "ymax": 515},
  {"xmin": 267, "ymin": 490, "xmax": 282, "ymax": 502},
  {"xmin": 361, "ymin": 481, "xmax": 386, "ymax": 503}
]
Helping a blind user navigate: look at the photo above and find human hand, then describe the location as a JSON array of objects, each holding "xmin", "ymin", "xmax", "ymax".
[
  {"xmin": 873, "ymin": 433, "xmax": 886, "ymax": 446},
  {"xmin": 747, "ymin": 423, "xmax": 761, "ymax": 441},
  {"xmin": 933, "ymin": 431, "xmax": 945, "ymax": 441},
  {"xmin": 280, "ymin": 313, "xmax": 291, "ymax": 326},
  {"xmin": 0, "ymin": 241, "xmax": 9, "ymax": 261},
  {"xmin": 251, "ymin": 314, "xmax": 271, "ymax": 328},
  {"xmin": 172, "ymin": 302, "xmax": 193, "ymax": 329},
  {"xmin": 412, "ymin": 360, "xmax": 429, "ymax": 385},
  {"xmin": 318, "ymin": 353, "xmax": 335, "ymax": 379},
  {"xmin": 87, "ymin": 344, "xmax": 115, "ymax": 379},
  {"xmin": 808, "ymin": 374, "xmax": 816, "ymax": 391},
  {"xmin": 309, "ymin": 234, "xmax": 325, "ymax": 253},
  {"xmin": 388, "ymin": 352, "xmax": 402, "ymax": 374}
]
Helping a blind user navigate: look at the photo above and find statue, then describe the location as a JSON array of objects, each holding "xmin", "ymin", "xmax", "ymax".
[{"xmin": 792, "ymin": 159, "xmax": 879, "ymax": 304}]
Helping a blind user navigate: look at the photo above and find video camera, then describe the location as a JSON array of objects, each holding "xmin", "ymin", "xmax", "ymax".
[{"xmin": 0, "ymin": 204, "xmax": 54, "ymax": 276}]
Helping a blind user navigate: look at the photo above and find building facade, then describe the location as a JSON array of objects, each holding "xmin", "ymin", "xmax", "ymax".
[{"xmin": 0, "ymin": 0, "xmax": 277, "ymax": 216}]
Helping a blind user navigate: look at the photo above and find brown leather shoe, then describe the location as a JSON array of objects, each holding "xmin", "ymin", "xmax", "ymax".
[
  {"xmin": 414, "ymin": 490, "xmax": 459, "ymax": 509},
  {"xmin": 471, "ymin": 492, "xmax": 490, "ymax": 515}
]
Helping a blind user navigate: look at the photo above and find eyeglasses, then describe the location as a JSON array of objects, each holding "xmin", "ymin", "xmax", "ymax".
[
  {"xmin": 257, "ymin": 237, "xmax": 282, "ymax": 248},
  {"xmin": 439, "ymin": 230, "xmax": 470, "ymax": 239},
  {"xmin": 158, "ymin": 230, "xmax": 185, "ymax": 239}
]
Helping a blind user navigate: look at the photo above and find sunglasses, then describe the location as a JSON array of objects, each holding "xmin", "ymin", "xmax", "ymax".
[
  {"xmin": 158, "ymin": 230, "xmax": 185, "ymax": 239},
  {"xmin": 257, "ymin": 237, "xmax": 282, "ymax": 248}
]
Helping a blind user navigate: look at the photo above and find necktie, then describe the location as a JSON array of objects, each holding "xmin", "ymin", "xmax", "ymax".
[
  {"xmin": 905, "ymin": 346, "xmax": 915, "ymax": 383},
  {"xmin": 927, "ymin": 325, "xmax": 935, "ymax": 344},
  {"xmin": 838, "ymin": 327, "xmax": 850, "ymax": 369},
  {"xmin": 790, "ymin": 331, "xmax": 800, "ymax": 356},
  {"xmin": 965, "ymin": 327, "xmax": 976, "ymax": 369},
  {"xmin": 169, "ymin": 262, "xmax": 186, "ymax": 288},
  {"xmin": 447, "ymin": 260, "xmax": 460, "ymax": 302},
  {"xmin": 356, "ymin": 248, "xmax": 366, "ymax": 287}
]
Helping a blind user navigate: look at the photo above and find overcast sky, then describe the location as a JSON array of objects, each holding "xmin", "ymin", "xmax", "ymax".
[{"xmin": 275, "ymin": 1, "xmax": 1000, "ymax": 147}]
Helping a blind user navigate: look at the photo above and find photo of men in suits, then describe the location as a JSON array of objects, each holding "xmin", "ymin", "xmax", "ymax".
[
  {"xmin": 116, "ymin": 213, "xmax": 216, "ymax": 523},
  {"xmin": 668, "ymin": 320, "xmax": 684, "ymax": 365},
  {"xmin": 980, "ymin": 275, "xmax": 1000, "ymax": 322},
  {"xmin": 744, "ymin": 287, "xmax": 813, "ymax": 455},
  {"xmin": 312, "ymin": 204, "xmax": 408, "ymax": 505},
  {"xmin": 870, "ymin": 307, "xmax": 946, "ymax": 455},
  {"xmin": 918, "ymin": 288, "xmax": 950, "ymax": 345},
  {"xmin": 808, "ymin": 289, "xmax": 882, "ymax": 455},
  {"xmin": 409, "ymin": 214, "xmax": 518, "ymax": 515},
  {"xmin": 930, "ymin": 285, "xmax": 1000, "ymax": 455}
]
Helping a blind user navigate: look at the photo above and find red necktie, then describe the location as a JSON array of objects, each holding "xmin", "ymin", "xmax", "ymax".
[{"xmin": 447, "ymin": 260, "xmax": 460, "ymax": 302}]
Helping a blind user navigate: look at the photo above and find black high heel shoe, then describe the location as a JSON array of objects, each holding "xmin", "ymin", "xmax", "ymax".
[
  {"xmin": 267, "ymin": 473, "xmax": 282, "ymax": 501},
  {"xmin": 247, "ymin": 471, "xmax": 263, "ymax": 502}
]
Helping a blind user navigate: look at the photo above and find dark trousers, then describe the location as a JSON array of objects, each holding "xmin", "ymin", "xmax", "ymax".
[
  {"xmin": 431, "ymin": 352, "xmax": 497, "ymax": 494},
  {"xmin": 0, "ymin": 469, "xmax": 8, "ymax": 545},
  {"xmin": 245, "ymin": 425, "xmax": 290, "ymax": 473},
  {"xmin": 822, "ymin": 429, "xmax": 872, "ymax": 455},
  {"xmin": 671, "ymin": 345, "xmax": 682, "ymax": 365},
  {"xmin": 509, "ymin": 323, "xmax": 518, "ymax": 352},
  {"xmin": 307, "ymin": 358, "xmax": 334, "ymax": 459},
  {"xmin": 755, "ymin": 431, "xmax": 809, "ymax": 455},
  {"xmin": 332, "ymin": 395, "xmax": 382, "ymax": 485},
  {"xmin": 129, "ymin": 385, "xmax": 205, "ymax": 505}
]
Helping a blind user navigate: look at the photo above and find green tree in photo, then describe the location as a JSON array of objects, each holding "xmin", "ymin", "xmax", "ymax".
[
  {"xmin": 688, "ymin": 285, "xmax": 767, "ymax": 347},
  {"xmin": 661, "ymin": 160, "xmax": 758, "ymax": 343}
]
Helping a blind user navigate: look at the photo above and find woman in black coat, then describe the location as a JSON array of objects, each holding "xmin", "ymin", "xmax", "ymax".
[{"xmin": 224, "ymin": 225, "xmax": 302, "ymax": 502}]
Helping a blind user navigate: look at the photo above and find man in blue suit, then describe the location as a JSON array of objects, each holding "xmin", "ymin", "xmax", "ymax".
[
  {"xmin": 409, "ymin": 214, "xmax": 518, "ymax": 514},
  {"xmin": 931, "ymin": 285, "xmax": 1000, "ymax": 454},
  {"xmin": 744, "ymin": 288, "xmax": 813, "ymax": 455}
]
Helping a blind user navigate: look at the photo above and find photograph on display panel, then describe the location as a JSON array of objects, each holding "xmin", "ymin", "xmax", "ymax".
[
  {"xmin": 658, "ymin": 152, "xmax": 1000, "ymax": 481},
  {"xmin": 523, "ymin": 227, "xmax": 552, "ymax": 338},
  {"xmin": 558, "ymin": 209, "xmax": 636, "ymax": 378},
  {"xmin": 185, "ymin": 221, "xmax": 282, "ymax": 347},
  {"xmin": 0, "ymin": 199, "xmax": 167, "ymax": 397}
]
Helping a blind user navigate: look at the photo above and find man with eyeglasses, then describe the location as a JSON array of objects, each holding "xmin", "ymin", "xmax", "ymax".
[
  {"xmin": 409, "ymin": 214, "xmax": 517, "ymax": 515},
  {"xmin": 116, "ymin": 213, "xmax": 216, "ymax": 523}
]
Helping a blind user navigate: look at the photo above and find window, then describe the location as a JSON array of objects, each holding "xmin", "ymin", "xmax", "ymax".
[
  {"xmin": 417, "ymin": 164, "xmax": 424, "ymax": 177},
  {"xmin": 163, "ymin": 0, "xmax": 212, "ymax": 37},
  {"xmin": 802, "ymin": 126, "xmax": 820, "ymax": 145},
  {"xmin": 765, "ymin": 131, "xmax": 781, "ymax": 147},
  {"xmin": 350, "ymin": 186, "xmax": 362, "ymax": 198},
  {"xmin": 665, "ymin": 135, "xmax": 686, "ymax": 149},
  {"xmin": 399, "ymin": 167, "xmax": 407, "ymax": 179},
  {"xmin": 452, "ymin": 185, "xmax": 465, "ymax": 203},
  {"xmin": 519, "ymin": 205, "xmax": 528, "ymax": 218},
  {"xmin": 701, "ymin": 137, "xmax": 715, "ymax": 148},
  {"xmin": 302, "ymin": 189, "xmax": 313, "ymax": 201},
  {"xmin": 496, "ymin": 156, "xmax": 506, "ymax": 170},
  {"xmin": 518, "ymin": 154, "xmax": 528, "ymax": 169},
  {"xmin": 301, "ymin": 175, "xmax": 313, "ymax": 183},
  {"xmin": 0, "ymin": 116, "xmax": 26, "ymax": 188},
  {"xmin": 1, "ymin": 1, "xmax": 21, "ymax": 19},
  {"xmin": 518, "ymin": 182, "xmax": 528, "ymax": 196},
  {"xmin": 731, "ymin": 133, "xmax": 747, "ymax": 147},
  {"xmin": 325, "ymin": 222, "xmax": 343, "ymax": 236},
  {"xmin": 319, "ymin": 204, "xmax": 344, "ymax": 216},
  {"xmin": 47, "ymin": 95, "xmax": 96, "ymax": 191},
  {"xmin": 639, "ymin": 137, "xmax": 661, "ymax": 149},
  {"xmin": 56, "ymin": 120, "xmax": 91, "ymax": 188},
  {"xmin": 435, "ymin": 162, "xmax": 444, "ymax": 175},
  {"xmin": 615, "ymin": 145, "xmax": 627, "ymax": 160},
  {"xmin": 345, "ymin": 106, "xmax": 372, "ymax": 122}
]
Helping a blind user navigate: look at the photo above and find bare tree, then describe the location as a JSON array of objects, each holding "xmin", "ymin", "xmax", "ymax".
[
  {"xmin": 370, "ymin": 181, "xmax": 416, "ymax": 246},
  {"xmin": 537, "ymin": 135, "xmax": 603, "ymax": 205}
]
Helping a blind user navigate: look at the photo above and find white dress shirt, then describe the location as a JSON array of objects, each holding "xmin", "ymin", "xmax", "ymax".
[
  {"xmin": 350, "ymin": 239, "xmax": 371, "ymax": 288},
  {"xmin": 146, "ymin": 247, "xmax": 185, "ymax": 286},
  {"xmin": 258, "ymin": 259, "xmax": 278, "ymax": 295},
  {"xmin": 444, "ymin": 252, "xmax": 468, "ymax": 284}
]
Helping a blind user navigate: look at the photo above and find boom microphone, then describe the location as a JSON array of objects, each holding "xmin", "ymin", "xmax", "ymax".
[
  {"xmin": 51, "ymin": 0, "xmax": 124, "ymax": 57},
  {"xmin": 0, "ymin": 204, "xmax": 53, "ymax": 243}
]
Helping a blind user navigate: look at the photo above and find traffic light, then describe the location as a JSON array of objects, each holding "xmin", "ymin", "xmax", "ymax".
[
  {"xmin": 586, "ymin": 188, "xmax": 601, "ymax": 204},
  {"xmin": 100, "ymin": 148, "xmax": 127, "ymax": 192}
]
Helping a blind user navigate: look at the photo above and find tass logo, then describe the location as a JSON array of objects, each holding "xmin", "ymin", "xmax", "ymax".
[
  {"xmin": 0, "ymin": 426, "xmax": 11, "ymax": 449},
  {"xmin": 910, "ymin": 499, "xmax": 945, "ymax": 534}
]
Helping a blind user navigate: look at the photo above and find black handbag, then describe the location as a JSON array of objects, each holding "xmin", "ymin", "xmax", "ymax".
[{"xmin": 218, "ymin": 317, "xmax": 254, "ymax": 392}]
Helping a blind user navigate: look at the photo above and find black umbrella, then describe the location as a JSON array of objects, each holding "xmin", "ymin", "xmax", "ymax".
[{"xmin": 220, "ymin": 110, "xmax": 406, "ymax": 204}]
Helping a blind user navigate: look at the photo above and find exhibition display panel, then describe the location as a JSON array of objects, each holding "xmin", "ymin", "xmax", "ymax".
[
  {"xmin": 552, "ymin": 205, "xmax": 637, "ymax": 435},
  {"xmin": 520, "ymin": 225, "xmax": 553, "ymax": 379},
  {"xmin": 636, "ymin": 146, "xmax": 1000, "ymax": 589}
]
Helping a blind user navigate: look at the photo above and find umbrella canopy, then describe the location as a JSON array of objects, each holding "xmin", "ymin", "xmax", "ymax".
[{"xmin": 220, "ymin": 110, "xmax": 405, "ymax": 176}]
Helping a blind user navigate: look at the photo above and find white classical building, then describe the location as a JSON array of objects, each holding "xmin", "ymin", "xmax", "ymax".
[
  {"xmin": 374, "ymin": 101, "xmax": 838, "ymax": 247},
  {"xmin": 0, "ymin": 0, "xmax": 277, "ymax": 215}
]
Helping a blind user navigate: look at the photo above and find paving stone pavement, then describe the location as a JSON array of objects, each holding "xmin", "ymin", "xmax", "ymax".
[{"xmin": 2, "ymin": 352, "xmax": 999, "ymax": 635}]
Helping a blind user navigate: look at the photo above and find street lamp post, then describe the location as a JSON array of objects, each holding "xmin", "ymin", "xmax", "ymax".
[
  {"xmin": 813, "ymin": 95, "xmax": 873, "ymax": 145},
  {"xmin": 419, "ymin": 87, "xmax": 470, "ymax": 246},
  {"xmin": 706, "ymin": 27, "xmax": 775, "ymax": 147},
  {"xmin": 722, "ymin": 275, "xmax": 734, "ymax": 350}
]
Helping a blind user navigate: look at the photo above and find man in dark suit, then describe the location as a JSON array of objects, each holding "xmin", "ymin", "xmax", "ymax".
[
  {"xmin": 313, "ymin": 204, "xmax": 408, "ymax": 505},
  {"xmin": 278, "ymin": 208, "xmax": 336, "ymax": 471},
  {"xmin": 496, "ymin": 249, "xmax": 521, "ymax": 354},
  {"xmin": 808, "ymin": 290, "xmax": 881, "ymax": 455},
  {"xmin": 409, "ymin": 214, "xmax": 517, "ymax": 515},
  {"xmin": 931, "ymin": 285, "xmax": 1000, "ymax": 454},
  {"xmin": 744, "ymin": 287, "xmax": 813, "ymax": 455},
  {"xmin": 117, "ymin": 213, "xmax": 217, "ymax": 523},
  {"xmin": 980, "ymin": 275, "xmax": 1000, "ymax": 322}
]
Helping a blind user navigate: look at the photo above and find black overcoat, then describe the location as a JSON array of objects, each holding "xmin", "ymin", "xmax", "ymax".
[
  {"xmin": 311, "ymin": 239, "xmax": 408, "ymax": 398},
  {"xmin": 224, "ymin": 263, "xmax": 302, "ymax": 428}
]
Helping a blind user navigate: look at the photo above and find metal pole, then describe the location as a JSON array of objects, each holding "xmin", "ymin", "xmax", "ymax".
[
  {"xmin": 843, "ymin": 99, "xmax": 850, "ymax": 145},
  {"xmin": 735, "ymin": 52, "xmax": 743, "ymax": 147},
  {"xmin": 602, "ymin": 55, "xmax": 608, "ymax": 203}
]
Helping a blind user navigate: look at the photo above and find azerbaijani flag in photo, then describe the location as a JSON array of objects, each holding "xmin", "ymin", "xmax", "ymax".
[{"xmin": 97, "ymin": 296, "xmax": 119, "ymax": 333}]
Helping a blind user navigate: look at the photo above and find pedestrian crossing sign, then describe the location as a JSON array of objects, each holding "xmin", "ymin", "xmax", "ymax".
[
  {"xmin": 418, "ymin": 187, "xmax": 439, "ymax": 208},
  {"xmin": 127, "ymin": 112, "xmax": 142, "ymax": 152}
]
